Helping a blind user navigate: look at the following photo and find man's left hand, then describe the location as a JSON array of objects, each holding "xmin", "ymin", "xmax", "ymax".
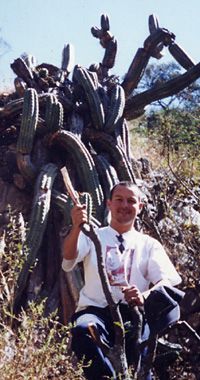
[{"xmin": 122, "ymin": 285, "xmax": 144, "ymax": 306}]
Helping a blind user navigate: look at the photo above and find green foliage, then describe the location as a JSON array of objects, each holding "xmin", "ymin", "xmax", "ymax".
[
  {"xmin": 132, "ymin": 62, "xmax": 200, "ymax": 181},
  {"xmin": 0, "ymin": 207, "xmax": 27, "ymax": 325},
  {"xmin": 0, "ymin": 211, "xmax": 85, "ymax": 380},
  {"xmin": 140, "ymin": 108, "xmax": 200, "ymax": 180},
  {"xmin": 0, "ymin": 302, "xmax": 85, "ymax": 380}
]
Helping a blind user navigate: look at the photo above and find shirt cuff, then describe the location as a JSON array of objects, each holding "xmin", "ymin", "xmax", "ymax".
[{"xmin": 62, "ymin": 258, "xmax": 77, "ymax": 272}]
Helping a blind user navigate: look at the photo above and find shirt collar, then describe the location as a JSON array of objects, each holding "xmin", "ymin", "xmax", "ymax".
[{"xmin": 107, "ymin": 225, "xmax": 137, "ymax": 240}]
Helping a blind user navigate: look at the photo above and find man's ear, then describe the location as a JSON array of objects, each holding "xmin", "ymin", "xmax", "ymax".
[
  {"xmin": 107, "ymin": 199, "xmax": 111, "ymax": 209},
  {"xmin": 138, "ymin": 201, "xmax": 144, "ymax": 212}
]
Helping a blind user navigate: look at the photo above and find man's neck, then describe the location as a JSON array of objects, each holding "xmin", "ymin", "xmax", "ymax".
[{"xmin": 110, "ymin": 221, "xmax": 135, "ymax": 234}]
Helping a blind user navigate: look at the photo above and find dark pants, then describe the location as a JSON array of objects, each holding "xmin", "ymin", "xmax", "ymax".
[{"xmin": 71, "ymin": 304, "xmax": 152, "ymax": 380}]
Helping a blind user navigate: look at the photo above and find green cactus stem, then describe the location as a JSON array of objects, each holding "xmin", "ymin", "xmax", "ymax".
[
  {"xmin": 16, "ymin": 88, "xmax": 39, "ymax": 182},
  {"xmin": 73, "ymin": 65, "xmax": 105, "ymax": 129},
  {"xmin": 69, "ymin": 111, "xmax": 84, "ymax": 138},
  {"xmin": 17, "ymin": 88, "xmax": 39, "ymax": 154},
  {"xmin": 93, "ymin": 154, "xmax": 118, "ymax": 200},
  {"xmin": 114, "ymin": 119, "xmax": 132, "ymax": 162},
  {"xmin": 105, "ymin": 84, "xmax": 125, "ymax": 133},
  {"xmin": 45, "ymin": 95, "xmax": 64, "ymax": 132},
  {"xmin": 53, "ymin": 190, "xmax": 99, "ymax": 229},
  {"xmin": 84, "ymin": 128, "xmax": 137, "ymax": 184},
  {"xmin": 14, "ymin": 163, "xmax": 58, "ymax": 311},
  {"xmin": 49, "ymin": 130, "xmax": 104, "ymax": 222}
]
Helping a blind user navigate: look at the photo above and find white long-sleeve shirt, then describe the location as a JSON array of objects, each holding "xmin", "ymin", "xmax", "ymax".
[{"xmin": 62, "ymin": 226, "xmax": 181, "ymax": 312}]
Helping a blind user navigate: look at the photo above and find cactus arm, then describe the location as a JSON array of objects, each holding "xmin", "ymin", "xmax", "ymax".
[
  {"xmin": 84, "ymin": 128, "xmax": 137, "ymax": 183},
  {"xmin": 0, "ymin": 98, "xmax": 24, "ymax": 119},
  {"xmin": 148, "ymin": 14, "xmax": 164, "ymax": 59},
  {"xmin": 93, "ymin": 154, "xmax": 118, "ymax": 200},
  {"xmin": 114, "ymin": 119, "xmax": 132, "ymax": 162},
  {"xmin": 73, "ymin": 65, "xmax": 105, "ymax": 129},
  {"xmin": 44, "ymin": 94, "xmax": 57, "ymax": 131},
  {"xmin": 10, "ymin": 57, "xmax": 34, "ymax": 86},
  {"xmin": 124, "ymin": 62, "xmax": 200, "ymax": 120},
  {"xmin": 61, "ymin": 43, "xmax": 75, "ymax": 74},
  {"xmin": 45, "ymin": 95, "xmax": 64, "ymax": 132},
  {"xmin": 14, "ymin": 77, "xmax": 27, "ymax": 97},
  {"xmin": 105, "ymin": 84, "xmax": 125, "ymax": 132},
  {"xmin": 122, "ymin": 27, "xmax": 175, "ymax": 97},
  {"xmin": 53, "ymin": 189, "xmax": 100, "ymax": 229},
  {"xmin": 101, "ymin": 14, "xmax": 110, "ymax": 32},
  {"xmin": 16, "ymin": 89, "xmax": 39, "ymax": 182},
  {"xmin": 17, "ymin": 89, "xmax": 39, "ymax": 154},
  {"xmin": 14, "ymin": 163, "xmax": 58, "ymax": 310},
  {"xmin": 168, "ymin": 42, "xmax": 195, "ymax": 70},
  {"xmin": 69, "ymin": 111, "xmax": 84, "ymax": 139},
  {"xmin": 91, "ymin": 14, "xmax": 117, "ymax": 72},
  {"xmin": 102, "ymin": 37, "xmax": 117, "ymax": 70},
  {"xmin": 20, "ymin": 52, "xmax": 37, "ymax": 70},
  {"xmin": 50, "ymin": 130, "xmax": 104, "ymax": 222}
]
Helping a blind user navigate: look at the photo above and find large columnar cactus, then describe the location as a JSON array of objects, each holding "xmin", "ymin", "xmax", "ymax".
[{"xmin": 0, "ymin": 12, "xmax": 198, "ymax": 379}]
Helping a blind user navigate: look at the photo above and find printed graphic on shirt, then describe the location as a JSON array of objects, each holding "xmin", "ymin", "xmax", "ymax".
[{"xmin": 105, "ymin": 245, "xmax": 134, "ymax": 287}]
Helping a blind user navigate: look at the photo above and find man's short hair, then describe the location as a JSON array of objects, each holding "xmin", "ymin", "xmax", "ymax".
[{"xmin": 109, "ymin": 181, "xmax": 143, "ymax": 201}]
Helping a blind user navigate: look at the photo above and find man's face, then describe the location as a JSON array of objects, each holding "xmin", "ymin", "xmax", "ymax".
[{"xmin": 107, "ymin": 185, "xmax": 143, "ymax": 229}]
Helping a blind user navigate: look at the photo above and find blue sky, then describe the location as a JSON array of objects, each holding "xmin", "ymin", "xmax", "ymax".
[{"xmin": 0, "ymin": 0, "xmax": 200, "ymax": 90}]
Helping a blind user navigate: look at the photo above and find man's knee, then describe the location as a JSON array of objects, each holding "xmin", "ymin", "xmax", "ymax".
[{"xmin": 71, "ymin": 324, "xmax": 97, "ymax": 358}]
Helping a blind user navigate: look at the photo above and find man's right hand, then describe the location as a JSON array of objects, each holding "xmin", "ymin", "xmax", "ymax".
[{"xmin": 71, "ymin": 204, "xmax": 88, "ymax": 229}]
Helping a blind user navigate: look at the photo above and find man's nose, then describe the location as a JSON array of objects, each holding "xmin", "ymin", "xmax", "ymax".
[{"xmin": 121, "ymin": 199, "xmax": 128, "ymax": 207}]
